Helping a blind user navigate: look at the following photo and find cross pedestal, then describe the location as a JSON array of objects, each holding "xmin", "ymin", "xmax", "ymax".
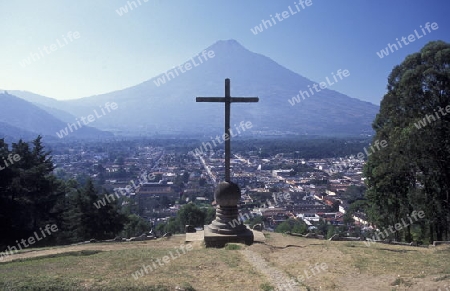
[
  {"xmin": 203, "ymin": 181, "xmax": 254, "ymax": 247},
  {"xmin": 196, "ymin": 78, "xmax": 258, "ymax": 247}
]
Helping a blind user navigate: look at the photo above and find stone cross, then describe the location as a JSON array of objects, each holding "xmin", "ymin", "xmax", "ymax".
[{"xmin": 196, "ymin": 78, "xmax": 258, "ymax": 182}]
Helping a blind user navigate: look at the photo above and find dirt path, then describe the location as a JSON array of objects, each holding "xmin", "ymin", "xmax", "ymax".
[{"xmin": 240, "ymin": 248, "xmax": 306, "ymax": 291}]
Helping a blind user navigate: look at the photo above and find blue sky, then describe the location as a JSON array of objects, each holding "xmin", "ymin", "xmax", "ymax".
[{"xmin": 0, "ymin": 0, "xmax": 449, "ymax": 104}]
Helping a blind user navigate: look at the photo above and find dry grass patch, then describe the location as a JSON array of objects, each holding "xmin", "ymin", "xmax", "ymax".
[
  {"xmin": 256, "ymin": 232, "xmax": 450, "ymax": 291},
  {"xmin": 0, "ymin": 238, "xmax": 266, "ymax": 290},
  {"xmin": 2, "ymin": 233, "xmax": 450, "ymax": 290}
]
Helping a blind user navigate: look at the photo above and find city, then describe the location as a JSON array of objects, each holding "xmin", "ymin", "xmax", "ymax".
[{"xmin": 49, "ymin": 137, "xmax": 369, "ymax": 237}]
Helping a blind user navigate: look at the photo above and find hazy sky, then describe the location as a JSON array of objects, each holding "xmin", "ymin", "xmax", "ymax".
[{"xmin": 1, "ymin": 1, "xmax": 449, "ymax": 104}]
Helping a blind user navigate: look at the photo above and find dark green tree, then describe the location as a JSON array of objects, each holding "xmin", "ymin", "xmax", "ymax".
[
  {"xmin": 247, "ymin": 215, "xmax": 263, "ymax": 229},
  {"xmin": 275, "ymin": 218, "xmax": 307, "ymax": 234},
  {"xmin": 204, "ymin": 207, "xmax": 216, "ymax": 225},
  {"xmin": 61, "ymin": 179, "xmax": 127, "ymax": 242},
  {"xmin": 0, "ymin": 136, "xmax": 63, "ymax": 247},
  {"xmin": 155, "ymin": 204, "xmax": 213, "ymax": 234},
  {"xmin": 343, "ymin": 200, "xmax": 369, "ymax": 225},
  {"xmin": 275, "ymin": 221, "xmax": 291, "ymax": 233},
  {"xmin": 364, "ymin": 41, "xmax": 450, "ymax": 242},
  {"xmin": 178, "ymin": 203, "xmax": 205, "ymax": 229},
  {"xmin": 121, "ymin": 214, "xmax": 151, "ymax": 238},
  {"xmin": 157, "ymin": 217, "xmax": 181, "ymax": 234}
]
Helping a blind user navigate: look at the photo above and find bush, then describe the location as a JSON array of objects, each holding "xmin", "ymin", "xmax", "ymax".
[{"xmin": 275, "ymin": 218, "xmax": 307, "ymax": 234}]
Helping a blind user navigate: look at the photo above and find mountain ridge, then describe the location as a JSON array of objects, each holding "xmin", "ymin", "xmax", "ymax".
[
  {"xmin": 0, "ymin": 93, "xmax": 113, "ymax": 140},
  {"xmin": 4, "ymin": 39, "xmax": 379, "ymax": 137}
]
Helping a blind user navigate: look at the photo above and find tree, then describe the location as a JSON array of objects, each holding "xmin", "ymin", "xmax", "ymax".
[
  {"xmin": 61, "ymin": 179, "xmax": 127, "ymax": 242},
  {"xmin": 159, "ymin": 195, "xmax": 173, "ymax": 208},
  {"xmin": 291, "ymin": 220, "xmax": 307, "ymax": 234},
  {"xmin": 247, "ymin": 215, "xmax": 263, "ymax": 229},
  {"xmin": 178, "ymin": 203, "xmax": 205, "ymax": 229},
  {"xmin": 275, "ymin": 221, "xmax": 291, "ymax": 233},
  {"xmin": 121, "ymin": 214, "xmax": 151, "ymax": 238},
  {"xmin": 0, "ymin": 136, "xmax": 63, "ymax": 248},
  {"xmin": 364, "ymin": 41, "xmax": 450, "ymax": 243},
  {"xmin": 342, "ymin": 185, "xmax": 366, "ymax": 203},
  {"xmin": 0, "ymin": 137, "xmax": 130, "ymax": 247},
  {"xmin": 155, "ymin": 204, "xmax": 214, "ymax": 234},
  {"xmin": 343, "ymin": 212, "xmax": 354, "ymax": 226},
  {"xmin": 204, "ymin": 207, "xmax": 216, "ymax": 225},
  {"xmin": 58, "ymin": 180, "xmax": 82, "ymax": 243},
  {"xmin": 343, "ymin": 200, "xmax": 369, "ymax": 225},
  {"xmin": 96, "ymin": 189, "xmax": 128, "ymax": 239},
  {"xmin": 275, "ymin": 218, "xmax": 307, "ymax": 234}
]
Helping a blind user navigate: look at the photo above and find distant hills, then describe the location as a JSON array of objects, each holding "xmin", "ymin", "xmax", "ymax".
[
  {"xmin": 0, "ymin": 92, "xmax": 112, "ymax": 141},
  {"xmin": 3, "ymin": 39, "xmax": 379, "ymax": 140}
]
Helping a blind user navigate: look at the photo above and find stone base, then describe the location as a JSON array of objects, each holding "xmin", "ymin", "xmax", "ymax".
[
  {"xmin": 185, "ymin": 230, "xmax": 205, "ymax": 243},
  {"xmin": 204, "ymin": 224, "xmax": 254, "ymax": 248}
]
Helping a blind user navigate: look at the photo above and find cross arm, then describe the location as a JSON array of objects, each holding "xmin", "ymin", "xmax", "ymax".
[
  {"xmin": 196, "ymin": 97, "xmax": 226, "ymax": 102},
  {"xmin": 230, "ymin": 97, "xmax": 259, "ymax": 103},
  {"xmin": 196, "ymin": 97, "xmax": 259, "ymax": 103}
]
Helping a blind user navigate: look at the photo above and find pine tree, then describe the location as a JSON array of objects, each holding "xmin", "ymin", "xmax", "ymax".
[
  {"xmin": 62, "ymin": 179, "xmax": 127, "ymax": 242},
  {"xmin": 0, "ymin": 136, "xmax": 63, "ymax": 247}
]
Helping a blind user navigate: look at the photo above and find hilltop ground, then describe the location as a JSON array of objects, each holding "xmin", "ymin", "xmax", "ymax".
[{"xmin": 0, "ymin": 233, "xmax": 449, "ymax": 291}]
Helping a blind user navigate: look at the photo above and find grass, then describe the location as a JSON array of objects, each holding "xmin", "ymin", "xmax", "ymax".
[
  {"xmin": 0, "ymin": 237, "xmax": 265, "ymax": 290},
  {"xmin": 224, "ymin": 243, "xmax": 242, "ymax": 250},
  {"xmin": 256, "ymin": 233, "xmax": 450, "ymax": 290},
  {"xmin": 259, "ymin": 282, "xmax": 275, "ymax": 291},
  {"xmin": 6, "ymin": 250, "xmax": 102, "ymax": 263},
  {"xmin": 1, "ymin": 233, "xmax": 450, "ymax": 290}
]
